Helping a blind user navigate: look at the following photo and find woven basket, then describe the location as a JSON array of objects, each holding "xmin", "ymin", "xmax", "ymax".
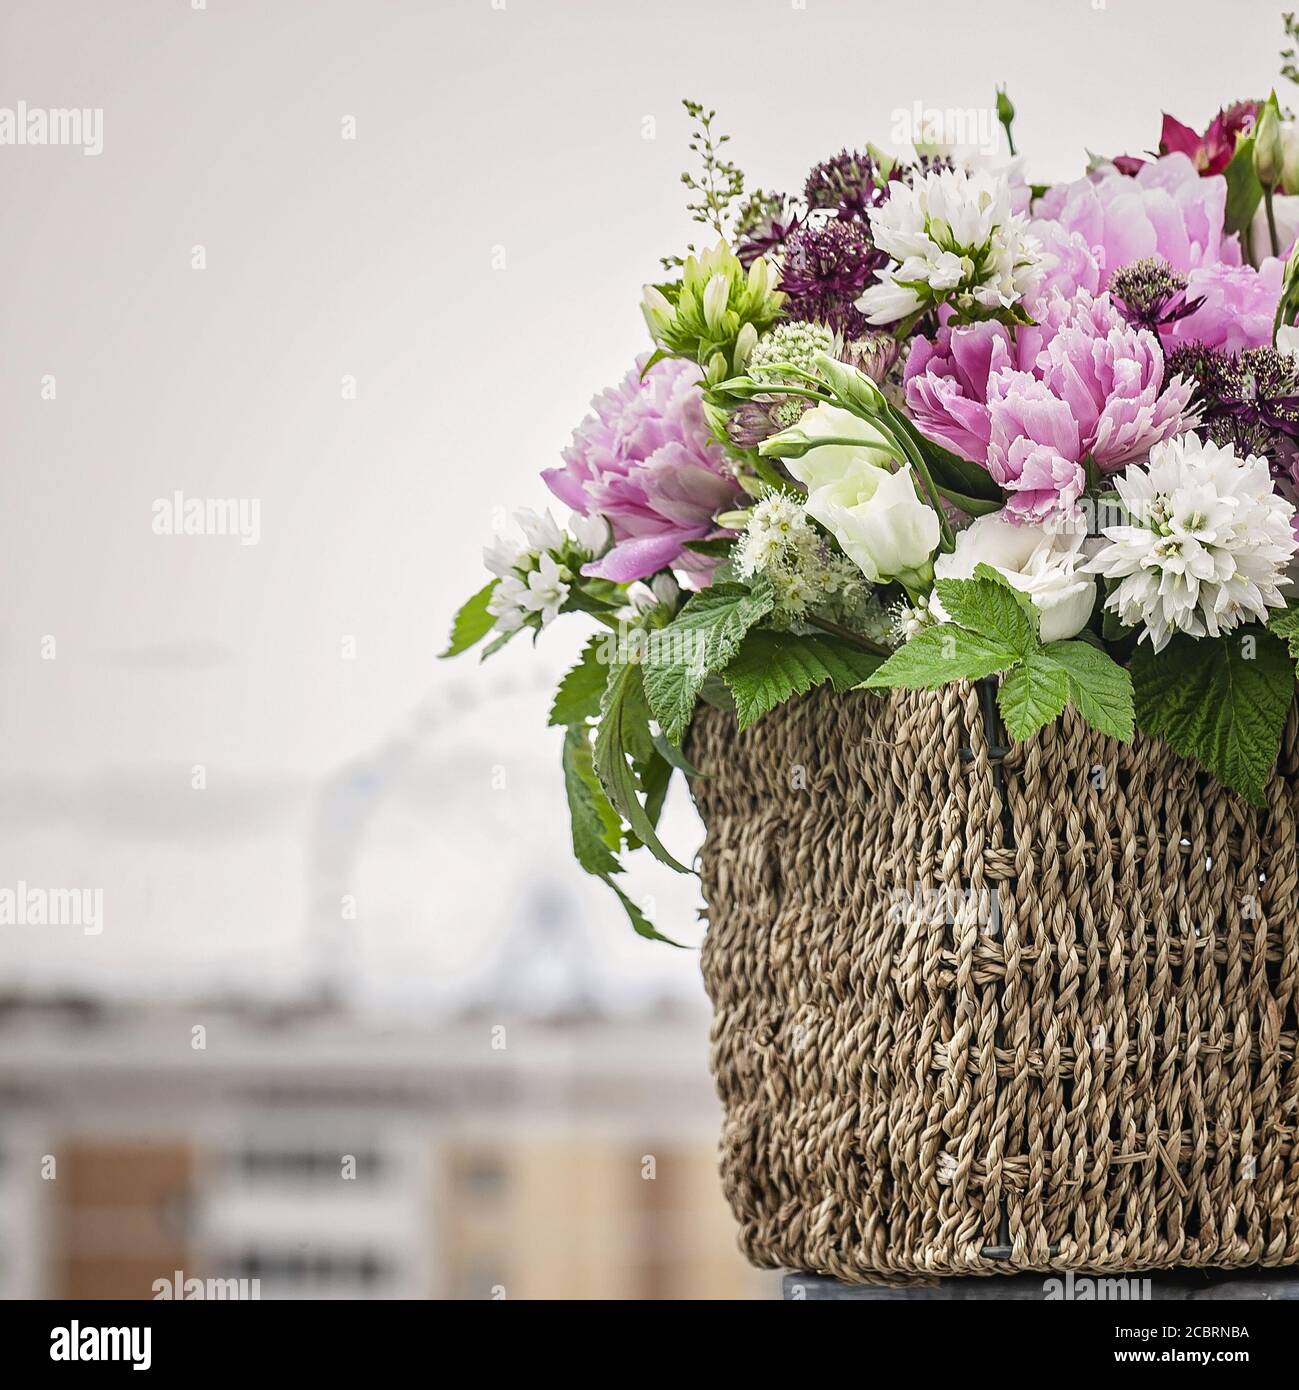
[{"xmin": 686, "ymin": 681, "xmax": 1299, "ymax": 1282}]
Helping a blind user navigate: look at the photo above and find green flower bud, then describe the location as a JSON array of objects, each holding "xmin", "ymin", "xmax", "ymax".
[{"xmin": 1255, "ymin": 99, "xmax": 1284, "ymax": 188}]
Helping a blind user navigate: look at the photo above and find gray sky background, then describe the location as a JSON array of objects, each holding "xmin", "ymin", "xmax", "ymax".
[{"xmin": 0, "ymin": 0, "xmax": 1283, "ymax": 1012}]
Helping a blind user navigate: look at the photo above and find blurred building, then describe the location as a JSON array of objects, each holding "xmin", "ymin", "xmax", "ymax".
[{"xmin": 0, "ymin": 994, "xmax": 774, "ymax": 1300}]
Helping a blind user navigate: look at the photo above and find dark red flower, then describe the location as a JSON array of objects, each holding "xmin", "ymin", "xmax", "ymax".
[{"xmin": 1159, "ymin": 102, "xmax": 1258, "ymax": 177}]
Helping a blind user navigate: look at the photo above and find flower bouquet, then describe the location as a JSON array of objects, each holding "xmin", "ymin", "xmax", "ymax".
[{"xmin": 446, "ymin": 37, "xmax": 1299, "ymax": 1278}]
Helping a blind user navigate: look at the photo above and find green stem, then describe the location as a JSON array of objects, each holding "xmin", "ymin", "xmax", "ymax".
[
  {"xmin": 806, "ymin": 613, "xmax": 891, "ymax": 658},
  {"xmin": 1266, "ymin": 185, "xmax": 1282, "ymax": 259},
  {"xmin": 880, "ymin": 408, "xmax": 956, "ymax": 554}
]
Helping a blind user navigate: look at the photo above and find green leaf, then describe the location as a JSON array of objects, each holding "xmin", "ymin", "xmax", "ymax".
[
  {"xmin": 932, "ymin": 572, "xmax": 1037, "ymax": 654},
  {"xmin": 1224, "ymin": 133, "xmax": 1263, "ymax": 241},
  {"xmin": 594, "ymin": 661, "xmax": 690, "ymax": 873},
  {"xmin": 641, "ymin": 581, "xmax": 774, "ymax": 742},
  {"xmin": 599, "ymin": 873, "xmax": 684, "ymax": 947},
  {"xmin": 682, "ymin": 537, "xmax": 734, "ymax": 558},
  {"xmin": 920, "ymin": 439, "xmax": 1004, "ymax": 505},
  {"xmin": 549, "ymin": 637, "xmax": 611, "ymax": 726},
  {"xmin": 1268, "ymin": 601, "xmax": 1299, "ymax": 661},
  {"xmin": 652, "ymin": 729, "xmax": 705, "ymax": 778},
  {"xmin": 1042, "ymin": 639, "xmax": 1134, "ymax": 741},
  {"xmin": 1132, "ymin": 628, "xmax": 1295, "ymax": 807},
  {"xmin": 440, "ymin": 580, "xmax": 500, "ymax": 658},
  {"xmin": 561, "ymin": 725, "xmax": 622, "ymax": 876},
  {"xmin": 997, "ymin": 651, "xmax": 1070, "ymax": 740},
  {"xmin": 936, "ymin": 485, "xmax": 1003, "ymax": 518},
  {"xmin": 478, "ymin": 627, "xmax": 521, "ymax": 661},
  {"xmin": 722, "ymin": 630, "xmax": 883, "ymax": 731},
  {"xmin": 638, "ymin": 750, "xmax": 673, "ymax": 832},
  {"xmin": 863, "ymin": 624, "xmax": 1019, "ymax": 691}
]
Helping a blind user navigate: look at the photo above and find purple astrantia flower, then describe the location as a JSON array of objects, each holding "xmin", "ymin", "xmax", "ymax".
[
  {"xmin": 1035, "ymin": 153, "xmax": 1239, "ymax": 287},
  {"xmin": 779, "ymin": 218, "xmax": 884, "ymax": 337},
  {"xmin": 905, "ymin": 291, "xmax": 1195, "ymax": 520},
  {"xmin": 804, "ymin": 149, "xmax": 888, "ymax": 223},
  {"xmin": 542, "ymin": 356, "xmax": 743, "ymax": 584}
]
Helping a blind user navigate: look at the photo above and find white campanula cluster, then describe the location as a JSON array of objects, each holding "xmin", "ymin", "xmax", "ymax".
[{"xmin": 857, "ymin": 167, "xmax": 1043, "ymax": 325}]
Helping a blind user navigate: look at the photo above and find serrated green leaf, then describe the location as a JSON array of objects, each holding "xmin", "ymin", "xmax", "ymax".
[
  {"xmin": 1132, "ymin": 628, "xmax": 1294, "ymax": 807},
  {"xmin": 1268, "ymin": 601, "xmax": 1299, "ymax": 661},
  {"xmin": 722, "ymin": 630, "xmax": 883, "ymax": 731},
  {"xmin": 594, "ymin": 661, "xmax": 689, "ymax": 873},
  {"xmin": 997, "ymin": 651, "xmax": 1070, "ymax": 740},
  {"xmin": 440, "ymin": 580, "xmax": 500, "ymax": 658},
  {"xmin": 863, "ymin": 623, "xmax": 1019, "ymax": 691},
  {"xmin": 934, "ymin": 571, "xmax": 1037, "ymax": 652},
  {"xmin": 599, "ymin": 873, "xmax": 684, "ymax": 946},
  {"xmin": 561, "ymin": 725, "xmax": 622, "ymax": 876},
  {"xmin": 641, "ymin": 581, "xmax": 774, "ymax": 742},
  {"xmin": 1042, "ymin": 639, "xmax": 1134, "ymax": 742},
  {"xmin": 549, "ymin": 637, "xmax": 612, "ymax": 726}
]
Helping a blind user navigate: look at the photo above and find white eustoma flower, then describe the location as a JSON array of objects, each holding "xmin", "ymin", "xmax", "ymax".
[
  {"xmin": 517, "ymin": 552, "xmax": 571, "ymax": 628},
  {"xmin": 792, "ymin": 457, "xmax": 939, "ymax": 587},
  {"xmin": 762, "ymin": 403, "xmax": 897, "ymax": 482},
  {"xmin": 857, "ymin": 167, "xmax": 1042, "ymax": 325},
  {"xmin": 763, "ymin": 403, "xmax": 938, "ymax": 587},
  {"xmin": 1085, "ymin": 435, "xmax": 1297, "ymax": 651},
  {"xmin": 1277, "ymin": 323, "xmax": 1299, "ymax": 358},
  {"xmin": 930, "ymin": 511, "xmax": 1097, "ymax": 643}
]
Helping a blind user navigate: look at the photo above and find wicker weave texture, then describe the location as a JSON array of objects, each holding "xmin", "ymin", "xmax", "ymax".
[{"xmin": 686, "ymin": 683, "xmax": 1299, "ymax": 1282}]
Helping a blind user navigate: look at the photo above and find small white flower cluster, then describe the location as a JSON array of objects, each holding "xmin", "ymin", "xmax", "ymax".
[
  {"xmin": 1085, "ymin": 435, "xmax": 1298, "ymax": 651},
  {"xmin": 747, "ymin": 321, "xmax": 835, "ymax": 380},
  {"xmin": 735, "ymin": 494, "xmax": 866, "ymax": 621},
  {"xmin": 484, "ymin": 509, "xmax": 609, "ymax": 633},
  {"xmin": 889, "ymin": 592, "xmax": 937, "ymax": 647},
  {"xmin": 857, "ymin": 167, "xmax": 1042, "ymax": 326}
]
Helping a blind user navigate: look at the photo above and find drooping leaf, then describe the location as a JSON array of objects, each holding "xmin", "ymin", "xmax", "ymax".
[
  {"xmin": 641, "ymin": 581, "xmax": 774, "ymax": 742},
  {"xmin": 637, "ymin": 750, "xmax": 673, "ymax": 832},
  {"xmin": 594, "ymin": 661, "xmax": 689, "ymax": 873},
  {"xmin": 599, "ymin": 873, "xmax": 683, "ymax": 947},
  {"xmin": 863, "ymin": 624, "xmax": 1020, "ymax": 691},
  {"xmin": 1132, "ymin": 628, "xmax": 1295, "ymax": 807},
  {"xmin": 440, "ymin": 580, "xmax": 500, "ymax": 658},
  {"xmin": 722, "ymin": 630, "xmax": 883, "ymax": 731},
  {"xmin": 561, "ymin": 725, "xmax": 622, "ymax": 876},
  {"xmin": 549, "ymin": 636, "xmax": 612, "ymax": 726},
  {"xmin": 997, "ymin": 651, "xmax": 1070, "ymax": 741},
  {"xmin": 1041, "ymin": 639, "xmax": 1135, "ymax": 742},
  {"xmin": 652, "ymin": 729, "xmax": 705, "ymax": 778}
]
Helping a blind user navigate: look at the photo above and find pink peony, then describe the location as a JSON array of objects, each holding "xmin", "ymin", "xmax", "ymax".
[
  {"xmin": 1028, "ymin": 218, "xmax": 1102, "ymax": 306},
  {"xmin": 1166, "ymin": 258, "xmax": 1285, "ymax": 354},
  {"xmin": 985, "ymin": 374, "xmax": 1085, "ymax": 522},
  {"xmin": 543, "ymin": 356, "xmax": 743, "ymax": 584},
  {"xmin": 1036, "ymin": 153, "xmax": 1239, "ymax": 287},
  {"xmin": 905, "ymin": 291, "xmax": 1195, "ymax": 520}
]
